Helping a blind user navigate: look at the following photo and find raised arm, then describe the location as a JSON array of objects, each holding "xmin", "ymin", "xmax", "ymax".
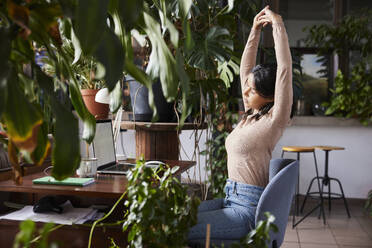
[
  {"xmin": 240, "ymin": 7, "xmax": 268, "ymax": 111},
  {"xmin": 260, "ymin": 9, "xmax": 293, "ymax": 125}
]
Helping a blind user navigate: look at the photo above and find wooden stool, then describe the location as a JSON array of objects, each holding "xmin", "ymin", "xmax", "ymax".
[
  {"xmin": 282, "ymin": 146, "xmax": 326, "ymax": 228},
  {"xmin": 301, "ymin": 146, "xmax": 351, "ymax": 218}
]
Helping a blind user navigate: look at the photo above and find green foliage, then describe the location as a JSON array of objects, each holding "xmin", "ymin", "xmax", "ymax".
[
  {"xmin": 13, "ymin": 220, "xmax": 58, "ymax": 248},
  {"xmin": 230, "ymin": 212, "xmax": 278, "ymax": 248},
  {"xmin": 123, "ymin": 160, "xmax": 200, "ymax": 247},
  {"xmin": 324, "ymin": 67, "xmax": 372, "ymax": 125},
  {"xmin": 203, "ymin": 98, "xmax": 239, "ymax": 198},
  {"xmin": 304, "ymin": 8, "xmax": 372, "ymax": 125}
]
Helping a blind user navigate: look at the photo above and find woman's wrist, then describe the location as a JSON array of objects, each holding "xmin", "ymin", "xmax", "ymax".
[
  {"xmin": 272, "ymin": 15, "xmax": 283, "ymax": 25},
  {"xmin": 252, "ymin": 25, "xmax": 262, "ymax": 31}
]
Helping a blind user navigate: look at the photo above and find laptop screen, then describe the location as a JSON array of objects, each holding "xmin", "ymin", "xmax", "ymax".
[{"xmin": 93, "ymin": 121, "xmax": 116, "ymax": 168}]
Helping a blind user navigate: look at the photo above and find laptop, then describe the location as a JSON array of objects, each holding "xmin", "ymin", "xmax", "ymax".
[
  {"xmin": 94, "ymin": 120, "xmax": 136, "ymax": 175},
  {"xmin": 93, "ymin": 120, "xmax": 165, "ymax": 175}
]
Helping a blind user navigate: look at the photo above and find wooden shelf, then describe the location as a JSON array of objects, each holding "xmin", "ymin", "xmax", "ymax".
[{"xmin": 120, "ymin": 121, "xmax": 208, "ymax": 131}]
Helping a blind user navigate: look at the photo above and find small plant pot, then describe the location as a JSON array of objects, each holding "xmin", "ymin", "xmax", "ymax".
[{"xmin": 81, "ymin": 89, "xmax": 109, "ymax": 119}]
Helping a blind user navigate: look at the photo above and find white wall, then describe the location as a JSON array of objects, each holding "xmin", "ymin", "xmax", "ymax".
[{"xmin": 273, "ymin": 125, "xmax": 372, "ymax": 199}]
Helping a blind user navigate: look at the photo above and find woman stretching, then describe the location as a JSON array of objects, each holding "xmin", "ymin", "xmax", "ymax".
[{"xmin": 188, "ymin": 6, "xmax": 293, "ymax": 244}]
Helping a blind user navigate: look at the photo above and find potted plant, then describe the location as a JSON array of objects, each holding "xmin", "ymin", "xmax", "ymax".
[
  {"xmin": 74, "ymin": 59, "xmax": 109, "ymax": 120},
  {"xmin": 42, "ymin": 37, "xmax": 110, "ymax": 120}
]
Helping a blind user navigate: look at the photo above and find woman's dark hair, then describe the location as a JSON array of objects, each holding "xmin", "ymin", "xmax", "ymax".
[
  {"xmin": 243, "ymin": 63, "xmax": 294, "ymax": 120},
  {"xmin": 244, "ymin": 63, "xmax": 277, "ymax": 120}
]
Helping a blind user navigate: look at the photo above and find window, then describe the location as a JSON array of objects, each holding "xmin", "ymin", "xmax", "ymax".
[
  {"xmin": 280, "ymin": 0, "xmax": 334, "ymax": 47},
  {"xmin": 299, "ymin": 53, "xmax": 330, "ymax": 115}
]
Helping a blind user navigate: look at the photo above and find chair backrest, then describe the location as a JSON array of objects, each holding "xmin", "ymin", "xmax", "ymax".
[{"xmin": 255, "ymin": 159, "xmax": 298, "ymax": 248}]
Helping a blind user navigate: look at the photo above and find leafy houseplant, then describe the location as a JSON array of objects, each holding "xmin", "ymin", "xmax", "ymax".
[
  {"xmin": 202, "ymin": 98, "xmax": 239, "ymax": 198},
  {"xmin": 122, "ymin": 160, "xmax": 200, "ymax": 247},
  {"xmin": 43, "ymin": 34, "xmax": 110, "ymax": 120},
  {"xmin": 230, "ymin": 212, "xmax": 278, "ymax": 248},
  {"xmin": 304, "ymin": 8, "xmax": 372, "ymax": 125}
]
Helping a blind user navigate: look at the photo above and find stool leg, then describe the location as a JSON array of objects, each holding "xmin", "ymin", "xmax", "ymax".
[
  {"xmin": 319, "ymin": 181, "xmax": 325, "ymax": 219},
  {"xmin": 333, "ymin": 178, "xmax": 351, "ymax": 218},
  {"xmin": 313, "ymin": 151, "xmax": 326, "ymax": 224},
  {"xmin": 296, "ymin": 152, "xmax": 300, "ymax": 216},
  {"xmin": 300, "ymin": 176, "xmax": 317, "ymax": 213},
  {"xmin": 328, "ymin": 180, "xmax": 331, "ymax": 212}
]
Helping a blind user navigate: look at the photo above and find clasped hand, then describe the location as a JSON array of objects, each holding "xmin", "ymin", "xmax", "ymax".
[{"xmin": 252, "ymin": 5, "xmax": 283, "ymax": 30}]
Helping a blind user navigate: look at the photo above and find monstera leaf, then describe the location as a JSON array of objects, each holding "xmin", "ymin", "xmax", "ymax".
[
  {"xmin": 217, "ymin": 55, "xmax": 240, "ymax": 88},
  {"xmin": 187, "ymin": 26, "xmax": 233, "ymax": 71}
]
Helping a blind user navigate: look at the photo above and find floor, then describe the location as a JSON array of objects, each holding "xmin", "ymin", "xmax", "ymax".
[{"xmin": 282, "ymin": 198, "xmax": 372, "ymax": 248}]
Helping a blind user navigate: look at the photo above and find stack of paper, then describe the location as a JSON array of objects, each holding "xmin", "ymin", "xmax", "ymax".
[{"xmin": 0, "ymin": 201, "xmax": 103, "ymax": 225}]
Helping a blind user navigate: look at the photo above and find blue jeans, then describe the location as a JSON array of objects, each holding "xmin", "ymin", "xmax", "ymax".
[{"xmin": 188, "ymin": 179, "xmax": 264, "ymax": 243}]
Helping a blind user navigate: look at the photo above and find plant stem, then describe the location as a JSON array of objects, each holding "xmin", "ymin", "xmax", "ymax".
[
  {"xmin": 29, "ymin": 224, "xmax": 65, "ymax": 244},
  {"xmin": 87, "ymin": 191, "xmax": 127, "ymax": 248}
]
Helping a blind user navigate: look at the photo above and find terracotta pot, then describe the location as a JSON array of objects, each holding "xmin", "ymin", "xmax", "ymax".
[{"xmin": 81, "ymin": 89, "xmax": 109, "ymax": 120}]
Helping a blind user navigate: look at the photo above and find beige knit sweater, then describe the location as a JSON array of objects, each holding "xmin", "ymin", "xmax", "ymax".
[{"xmin": 225, "ymin": 22, "xmax": 293, "ymax": 187}]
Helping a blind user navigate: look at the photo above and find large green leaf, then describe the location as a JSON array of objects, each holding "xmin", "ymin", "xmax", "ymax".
[
  {"xmin": 74, "ymin": 0, "xmax": 107, "ymax": 55},
  {"xmin": 187, "ymin": 26, "xmax": 233, "ymax": 70},
  {"xmin": 70, "ymin": 24, "xmax": 82, "ymax": 65},
  {"xmin": 36, "ymin": 68, "xmax": 81, "ymax": 180},
  {"xmin": 178, "ymin": 0, "xmax": 194, "ymax": 51},
  {"xmin": 109, "ymin": 81, "xmax": 122, "ymax": 113},
  {"xmin": 116, "ymin": 0, "xmax": 144, "ymax": 30},
  {"xmin": 0, "ymin": 27, "xmax": 11, "ymax": 117},
  {"xmin": 50, "ymin": 97, "xmax": 80, "ymax": 180},
  {"xmin": 217, "ymin": 55, "xmax": 240, "ymax": 88},
  {"xmin": 94, "ymin": 27, "xmax": 125, "ymax": 92},
  {"xmin": 30, "ymin": 120, "xmax": 51, "ymax": 167},
  {"xmin": 142, "ymin": 11, "xmax": 178, "ymax": 101},
  {"xmin": 3, "ymin": 68, "xmax": 43, "ymax": 152},
  {"xmin": 157, "ymin": 1, "xmax": 179, "ymax": 47},
  {"xmin": 176, "ymin": 50, "xmax": 191, "ymax": 127}
]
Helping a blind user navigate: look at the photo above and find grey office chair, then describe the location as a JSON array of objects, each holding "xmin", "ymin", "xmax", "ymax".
[{"xmin": 190, "ymin": 159, "xmax": 298, "ymax": 248}]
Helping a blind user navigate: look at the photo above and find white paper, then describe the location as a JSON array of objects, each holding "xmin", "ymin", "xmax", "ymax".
[{"xmin": 0, "ymin": 201, "xmax": 97, "ymax": 225}]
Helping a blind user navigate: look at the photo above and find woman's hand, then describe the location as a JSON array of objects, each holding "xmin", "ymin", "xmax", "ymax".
[
  {"xmin": 252, "ymin": 6, "xmax": 270, "ymax": 30},
  {"xmin": 258, "ymin": 7, "xmax": 283, "ymax": 25}
]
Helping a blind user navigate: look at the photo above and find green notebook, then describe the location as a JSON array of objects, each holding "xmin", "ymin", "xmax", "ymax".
[{"xmin": 33, "ymin": 176, "xmax": 95, "ymax": 187}]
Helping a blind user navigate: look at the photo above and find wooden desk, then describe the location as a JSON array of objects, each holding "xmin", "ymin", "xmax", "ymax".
[
  {"xmin": 0, "ymin": 159, "xmax": 195, "ymax": 198},
  {"xmin": 0, "ymin": 159, "xmax": 195, "ymax": 247},
  {"xmin": 121, "ymin": 121, "xmax": 207, "ymax": 160}
]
